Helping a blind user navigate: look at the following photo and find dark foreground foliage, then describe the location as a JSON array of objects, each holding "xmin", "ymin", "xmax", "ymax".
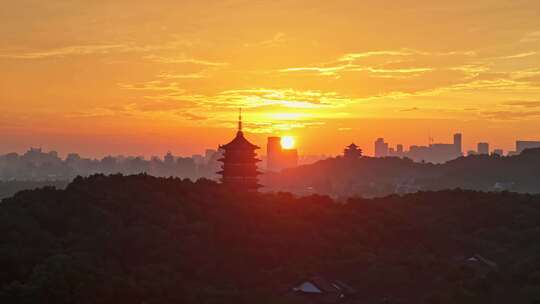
[
  {"xmin": 0, "ymin": 180, "xmax": 68, "ymax": 200},
  {"xmin": 1, "ymin": 174, "xmax": 540, "ymax": 303}
]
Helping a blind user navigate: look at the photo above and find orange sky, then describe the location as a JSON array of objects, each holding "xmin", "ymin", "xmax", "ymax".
[{"xmin": 1, "ymin": 0, "xmax": 540, "ymax": 157}]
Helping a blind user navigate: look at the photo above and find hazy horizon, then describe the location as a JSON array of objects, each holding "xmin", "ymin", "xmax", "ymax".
[{"xmin": 0, "ymin": 123, "xmax": 537, "ymax": 159}]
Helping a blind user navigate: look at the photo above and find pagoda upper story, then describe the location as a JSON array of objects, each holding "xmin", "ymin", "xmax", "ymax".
[{"xmin": 217, "ymin": 110, "xmax": 261, "ymax": 191}]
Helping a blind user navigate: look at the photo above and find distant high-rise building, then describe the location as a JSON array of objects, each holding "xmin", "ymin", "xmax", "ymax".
[
  {"xmin": 516, "ymin": 141, "xmax": 540, "ymax": 154},
  {"xmin": 396, "ymin": 144, "xmax": 404, "ymax": 154},
  {"xmin": 192, "ymin": 154, "xmax": 204, "ymax": 165},
  {"xmin": 164, "ymin": 152, "xmax": 175, "ymax": 165},
  {"xmin": 477, "ymin": 142, "xmax": 489, "ymax": 155},
  {"xmin": 453, "ymin": 133, "xmax": 462, "ymax": 155},
  {"xmin": 266, "ymin": 136, "xmax": 298, "ymax": 171},
  {"xmin": 65, "ymin": 153, "xmax": 81, "ymax": 163},
  {"xmin": 428, "ymin": 143, "xmax": 459, "ymax": 163},
  {"xmin": 267, "ymin": 137, "xmax": 281, "ymax": 171},
  {"xmin": 407, "ymin": 145, "xmax": 431, "ymax": 163},
  {"xmin": 281, "ymin": 148, "xmax": 298, "ymax": 169},
  {"xmin": 374, "ymin": 138, "xmax": 389, "ymax": 157},
  {"xmin": 204, "ymin": 149, "xmax": 217, "ymax": 164}
]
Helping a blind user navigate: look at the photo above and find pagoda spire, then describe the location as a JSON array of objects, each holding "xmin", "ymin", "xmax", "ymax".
[{"xmin": 238, "ymin": 108, "xmax": 242, "ymax": 132}]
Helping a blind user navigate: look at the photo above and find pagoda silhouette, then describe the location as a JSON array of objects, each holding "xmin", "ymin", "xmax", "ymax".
[
  {"xmin": 218, "ymin": 109, "xmax": 262, "ymax": 191},
  {"xmin": 344, "ymin": 143, "xmax": 363, "ymax": 159}
]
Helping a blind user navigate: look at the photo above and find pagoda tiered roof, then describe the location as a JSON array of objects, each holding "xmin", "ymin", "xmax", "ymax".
[{"xmin": 220, "ymin": 131, "xmax": 260, "ymax": 150}]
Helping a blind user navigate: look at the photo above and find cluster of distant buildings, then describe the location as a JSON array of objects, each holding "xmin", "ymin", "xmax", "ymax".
[
  {"xmin": 375, "ymin": 134, "xmax": 462, "ymax": 164},
  {"xmin": 0, "ymin": 147, "xmax": 223, "ymax": 181},
  {"xmin": 463, "ymin": 141, "xmax": 540, "ymax": 157},
  {"xmin": 0, "ymin": 137, "xmax": 324, "ymax": 182},
  {"xmin": 374, "ymin": 134, "xmax": 540, "ymax": 163}
]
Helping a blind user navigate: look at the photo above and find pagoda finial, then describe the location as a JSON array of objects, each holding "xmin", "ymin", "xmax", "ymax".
[{"xmin": 238, "ymin": 108, "xmax": 242, "ymax": 132}]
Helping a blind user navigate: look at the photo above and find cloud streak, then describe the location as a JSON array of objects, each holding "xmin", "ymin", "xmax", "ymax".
[
  {"xmin": 243, "ymin": 32, "xmax": 291, "ymax": 47},
  {"xmin": 144, "ymin": 55, "xmax": 228, "ymax": 66},
  {"xmin": 0, "ymin": 39, "xmax": 205, "ymax": 60},
  {"xmin": 504, "ymin": 100, "xmax": 540, "ymax": 108},
  {"xmin": 0, "ymin": 44, "xmax": 127, "ymax": 59},
  {"xmin": 279, "ymin": 48, "xmax": 478, "ymax": 78}
]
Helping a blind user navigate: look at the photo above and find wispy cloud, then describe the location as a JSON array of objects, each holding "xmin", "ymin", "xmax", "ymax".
[
  {"xmin": 400, "ymin": 107, "xmax": 419, "ymax": 112},
  {"xmin": 68, "ymin": 101, "xmax": 200, "ymax": 120},
  {"xmin": 279, "ymin": 48, "xmax": 475, "ymax": 78},
  {"xmin": 499, "ymin": 52, "xmax": 537, "ymax": 59},
  {"xmin": 504, "ymin": 100, "xmax": 540, "ymax": 108},
  {"xmin": 133, "ymin": 100, "xmax": 196, "ymax": 112},
  {"xmin": 280, "ymin": 63, "xmax": 432, "ymax": 78},
  {"xmin": 214, "ymin": 88, "xmax": 348, "ymax": 109},
  {"xmin": 338, "ymin": 50, "xmax": 413, "ymax": 61},
  {"xmin": 449, "ymin": 64, "xmax": 490, "ymax": 74},
  {"xmin": 509, "ymin": 68, "xmax": 540, "ymax": 81},
  {"xmin": 351, "ymin": 66, "xmax": 433, "ymax": 77},
  {"xmin": 339, "ymin": 49, "xmax": 476, "ymax": 62},
  {"xmin": 118, "ymin": 80, "xmax": 186, "ymax": 93},
  {"xmin": 279, "ymin": 64, "xmax": 353, "ymax": 76},
  {"xmin": 183, "ymin": 112, "xmax": 207, "ymax": 121},
  {"xmin": 0, "ymin": 44, "xmax": 127, "ymax": 59},
  {"xmin": 157, "ymin": 72, "xmax": 206, "ymax": 79},
  {"xmin": 66, "ymin": 106, "xmax": 126, "ymax": 118},
  {"xmin": 144, "ymin": 54, "xmax": 228, "ymax": 66},
  {"xmin": 241, "ymin": 120, "xmax": 326, "ymax": 133},
  {"xmin": 243, "ymin": 32, "xmax": 291, "ymax": 47},
  {"xmin": 481, "ymin": 110, "xmax": 540, "ymax": 120},
  {"xmin": 0, "ymin": 38, "xmax": 199, "ymax": 59},
  {"xmin": 521, "ymin": 31, "xmax": 540, "ymax": 43}
]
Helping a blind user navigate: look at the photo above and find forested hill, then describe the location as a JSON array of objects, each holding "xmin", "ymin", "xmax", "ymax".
[
  {"xmin": 263, "ymin": 147, "xmax": 540, "ymax": 197},
  {"xmin": 0, "ymin": 180, "xmax": 69, "ymax": 200},
  {"xmin": 2, "ymin": 174, "xmax": 540, "ymax": 303}
]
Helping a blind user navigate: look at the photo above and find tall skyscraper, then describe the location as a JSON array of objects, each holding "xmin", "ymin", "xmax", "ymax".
[
  {"xmin": 477, "ymin": 142, "xmax": 489, "ymax": 155},
  {"xmin": 266, "ymin": 136, "xmax": 298, "ymax": 171},
  {"xmin": 453, "ymin": 133, "xmax": 462, "ymax": 156},
  {"xmin": 267, "ymin": 137, "xmax": 281, "ymax": 171},
  {"xmin": 374, "ymin": 138, "xmax": 389, "ymax": 157},
  {"xmin": 164, "ymin": 152, "xmax": 175, "ymax": 165},
  {"xmin": 281, "ymin": 148, "xmax": 298, "ymax": 169},
  {"xmin": 204, "ymin": 149, "xmax": 217, "ymax": 164}
]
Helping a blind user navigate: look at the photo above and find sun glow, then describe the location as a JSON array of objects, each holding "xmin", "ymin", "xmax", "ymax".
[{"xmin": 280, "ymin": 136, "xmax": 295, "ymax": 149}]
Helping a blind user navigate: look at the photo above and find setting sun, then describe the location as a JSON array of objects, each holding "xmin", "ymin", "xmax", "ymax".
[{"xmin": 281, "ymin": 136, "xmax": 295, "ymax": 150}]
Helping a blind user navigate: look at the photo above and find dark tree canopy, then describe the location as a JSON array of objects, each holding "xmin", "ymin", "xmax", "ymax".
[{"xmin": 2, "ymin": 174, "xmax": 540, "ymax": 303}]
